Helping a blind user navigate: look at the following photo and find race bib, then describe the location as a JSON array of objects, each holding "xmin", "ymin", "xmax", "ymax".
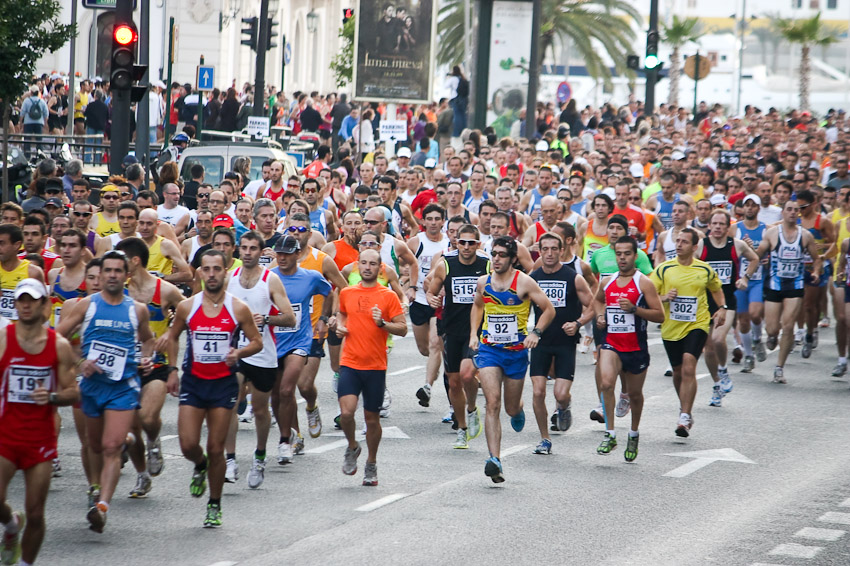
[
  {"xmin": 539, "ymin": 280, "xmax": 567, "ymax": 308},
  {"xmin": 53, "ymin": 306, "xmax": 61, "ymax": 326},
  {"xmin": 739, "ymin": 257, "xmax": 763, "ymax": 281},
  {"xmin": 606, "ymin": 307, "xmax": 635, "ymax": 334},
  {"xmin": 486, "ymin": 314, "xmax": 519, "ymax": 343},
  {"xmin": 777, "ymin": 260, "xmax": 801, "ymax": 279},
  {"xmin": 258, "ymin": 255, "xmax": 273, "ymax": 266},
  {"xmin": 0, "ymin": 289, "xmax": 16, "ymax": 320},
  {"xmin": 670, "ymin": 296, "xmax": 698, "ymax": 322},
  {"xmin": 191, "ymin": 331, "xmax": 230, "ymax": 363},
  {"xmin": 451, "ymin": 276, "xmax": 478, "ymax": 304},
  {"xmin": 276, "ymin": 303, "xmax": 301, "ymax": 333},
  {"xmin": 586, "ymin": 243, "xmax": 603, "ymax": 261},
  {"xmin": 87, "ymin": 340, "xmax": 129, "ymax": 381},
  {"xmin": 708, "ymin": 261, "xmax": 733, "ymax": 285},
  {"xmin": 239, "ymin": 321, "xmax": 266, "ymax": 348},
  {"xmin": 6, "ymin": 365, "xmax": 51, "ymax": 404}
]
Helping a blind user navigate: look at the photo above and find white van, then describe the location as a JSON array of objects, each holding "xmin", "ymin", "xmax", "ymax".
[{"xmin": 177, "ymin": 143, "xmax": 299, "ymax": 186}]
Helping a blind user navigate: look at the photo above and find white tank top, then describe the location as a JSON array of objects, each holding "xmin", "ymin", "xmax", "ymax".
[
  {"xmin": 108, "ymin": 232, "xmax": 140, "ymax": 249},
  {"xmin": 414, "ymin": 234, "xmax": 449, "ymax": 305},
  {"xmin": 662, "ymin": 229, "xmax": 677, "ymax": 261},
  {"xmin": 188, "ymin": 235, "xmax": 203, "ymax": 264},
  {"xmin": 228, "ymin": 266, "xmax": 277, "ymax": 368}
]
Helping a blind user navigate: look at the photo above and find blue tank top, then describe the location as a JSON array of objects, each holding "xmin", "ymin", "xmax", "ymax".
[
  {"xmin": 271, "ymin": 267, "xmax": 332, "ymax": 356},
  {"xmin": 735, "ymin": 221, "xmax": 767, "ymax": 281},
  {"xmin": 655, "ymin": 193, "xmax": 680, "ymax": 230},
  {"xmin": 768, "ymin": 226, "xmax": 805, "ymax": 290},
  {"xmin": 309, "ymin": 209, "xmax": 327, "ymax": 237},
  {"xmin": 525, "ymin": 188, "xmax": 546, "ymax": 222},
  {"xmin": 80, "ymin": 293, "xmax": 140, "ymax": 383}
]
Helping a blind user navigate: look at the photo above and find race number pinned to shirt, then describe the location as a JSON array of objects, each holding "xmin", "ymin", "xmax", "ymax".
[
  {"xmin": 0, "ymin": 289, "xmax": 17, "ymax": 319},
  {"xmin": 708, "ymin": 261, "xmax": 733, "ymax": 285},
  {"xmin": 191, "ymin": 332, "xmax": 230, "ymax": 363},
  {"xmin": 275, "ymin": 303, "xmax": 301, "ymax": 333},
  {"xmin": 451, "ymin": 276, "xmax": 478, "ymax": 304},
  {"xmin": 539, "ymin": 280, "xmax": 567, "ymax": 308},
  {"xmin": 606, "ymin": 307, "xmax": 635, "ymax": 334},
  {"xmin": 670, "ymin": 296, "xmax": 698, "ymax": 322},
  {"xmin": 87, "ymin": 341, "xmax": 129, "ymax": 381},
  {"xmin": 6, "ymin": 365, "xmax": 51, "ymax": 404},
  {"xmin": 486, "ymin": 314, "xmax": 519, "ymax": 343}
]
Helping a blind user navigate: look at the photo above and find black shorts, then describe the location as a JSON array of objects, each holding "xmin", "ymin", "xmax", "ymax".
[
  {"xmin": 326, "ymin": 330, "xmax": 343, "ymax": 346},
  {"xmin": 140, "ymin": 365, "xmax": 170, "ymax": 388},
  {"xmin": 308, "ymin": 338, "xmax": 326, "ymax": 358},
  {"xmin": 764, "ymin": 287, "xmax": 804, "ymax": 302},
  {"xmin": 238, "ymin": 361, "xmax": 278, "ymax": 393},
  {"xmin": 337, "ymin": 366, "xmax": 386, "ymax": 413},
  {"xmin": 179, "ymin": 373, "xmax": 239, "ymax": 410},
  {"xmin": 530, "ymin": 344, "xmax": 577, "ymax": 380},
  {"xmin": 443, "ymin": 334, "xmax": 475, "ymax": 373},
  {"xmin": 592, "ymin": 324, "xmax": 607, "ymax": 348},
  {"xmin": 409, "ymin": 301, "xmax": 435, "ymax": 326},
  {"xmin": 277, "ymin": 349, "xmax": 308, "ymax": 369},
  {"xmin": 600, "ymin": 344, "xmax": 649, "ymax": 375},
  {"xmin": 663, "ymin": 329, "xmax": 709, "ymax": 368},
  {"xmin": 708, "ymin": 287, "xmax": 737, "ymax": 315}
]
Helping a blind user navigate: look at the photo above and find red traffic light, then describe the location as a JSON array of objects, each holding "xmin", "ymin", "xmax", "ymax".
[{"xmin": 114, "ymin": 24, "xmax": 137, "ymax": 46}]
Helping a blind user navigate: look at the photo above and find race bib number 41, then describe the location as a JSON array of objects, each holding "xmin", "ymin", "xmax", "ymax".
[
  {"xmin": 191, "ymin": 332, "xmax": 230, "ymax": 363},
  {"xmin": 670, "ymin": 296, "xmax": 698, "ymax": 322}
]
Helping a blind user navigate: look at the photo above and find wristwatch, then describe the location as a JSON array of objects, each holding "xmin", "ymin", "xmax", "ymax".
[
  {"xmin": 49, "ymin": 392, "xmax": 58, "ymax": 405},
  {"xmin": 319, "ymin": 315, "xmax": 329, "ymax": 323},
  {"xmin": 263, "ymin": 315, "xmax": 270, "ymax": 325},
  {"xmin": 720, "ymin": 305, "xmax": 729, "ymax": 310},
  {"xmin": 531, "ymin": 328, "xmax": 543, "ymax": 338}
]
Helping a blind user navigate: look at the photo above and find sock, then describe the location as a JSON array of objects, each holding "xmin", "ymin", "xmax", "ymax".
[
  {"xmin": 741, "ymin": 331, "xmax": 753, "ymax": 356},
  {"xmin": 306, "ymin": 405, "xmax": 316, "ymax": 412},
  {"xmin": 840, "ymin": 357, "xmax": 847, "ymax": 365},
  {"xmin": 628, "ymin": 430, "xmax": 639, "ymax": 438},
  {"xmin": 226, "ymin": 453, "xmax": 235, "ymax": 461},
  {"xmin": 96, "ymin": 501, "xmax": 109, "ymax": 513},
  {"xmin": 255, "ymin": 449, "xmax": 266, "ymax": 460},
  {"xmin": 140, "ymin": 470, "xmax": 151, "ymax": 480},
  {"xmin": 280, "ymin": 436, "xmax": 290, "ymax": 444},
  {"xmin": 208, "ymin": 497, "xmax": 221, "ymax": 507},
  {"xmin": 606, "ymin": 429, "xmax": 616, "ymax": 438},
  {"xmin": 752, "ymin": 322, "xmax": 763, "ymax": 341},
  {"xmin": 195, "ymin": 456, "xmax": 207, "ymax": 472},
  {"xmin": 718, "ymin": 365, "xmax": 727, "ymax": 372},
  {"xmin": 619, "ymin": 392, "xmax": 629, "ymax": 400},
  {"xmin": 806, "ymin": 333, "xmax": 813, "ymax": 343}
]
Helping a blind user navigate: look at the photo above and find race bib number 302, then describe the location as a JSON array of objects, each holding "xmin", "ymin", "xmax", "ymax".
[{"xmin": 670, "ymin": 296, "xmax": 698, "ymax": 322}]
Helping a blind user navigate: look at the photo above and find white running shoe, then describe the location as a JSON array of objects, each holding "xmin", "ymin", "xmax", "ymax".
[
  {"xmin": 247, "ymin": 457, "xmax": 266, "ymax": 489},
  {"xmin": 615, "ymin": 393, "xmax": 630, "ymax": 418},
  {"xmin": 379, "ymin": 388, "xmax": 392, "ymax": 418},
  {"xmin": 306, "ymin": 406, "xmax": 322, "ymax": 438},
  {"xmin": 224, "ymin": 458, "xmax": 238, "ymax": 483},
  {"xmin": 277, "ymin": 442, "xmax": 293, "ymax": 465}
]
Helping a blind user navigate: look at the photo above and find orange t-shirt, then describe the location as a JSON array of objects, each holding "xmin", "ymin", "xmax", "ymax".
[
  {"xmin": 610, "ymin": 204, "xmax": 646, "ymax": 234},
  {"xmin": 339, "ymin": 283, "xmax": 404, "ymax": 371}
]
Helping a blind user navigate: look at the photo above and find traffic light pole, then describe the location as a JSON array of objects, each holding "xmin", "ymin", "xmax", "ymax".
[
  {"xmin": 110, "ymin": 0, "xmax": 134, "ymax": 175},
  {"xmin": 644, "ymin": 0, "xmax": 659, "ymax": 116},
  {"xmin": 137, "ymin": 0, "xmax": 151, "ymax": 186},
  {"xmin": 253, "ymin": 0, "xmax": 269, "ymax": 117}
]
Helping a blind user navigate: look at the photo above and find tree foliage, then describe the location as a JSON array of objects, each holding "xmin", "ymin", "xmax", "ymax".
[
  {"xmin": 330, "ymin": 15, "xmax": 355, "ymax": 89},
  {"xmin": 661, "ymin": 16, "xmax": 704, "ymax": 108},
  {"xmin": 775, "ymin": 12, "xmax": 840, "ymax": 110}
]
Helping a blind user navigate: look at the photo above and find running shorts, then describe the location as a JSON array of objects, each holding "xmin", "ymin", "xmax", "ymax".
[
  {"xmin": 474, "ymin": 343, "xmax": 529, "ymax": 380},
  {"xmin": 338, "ymin": 366, "xmax": 386, "ymax": 413},
  {"xmin": 600, "ymin": 344, "xmax": 650, "ymax": 375},
  {"xmin": 238, "ymin": 361, "xmax": 278, "ymax": 393},
  {"xmin": 443, "ymin": 335, "xmax": 475, "ymax": 373},
  {"xmin": 409, "ymin": 301, "xmax": 435, "ymax": 326},
  {"xmin": 79, "ymin": 377, "xmax": 141, "ymax": 418},
  {"xmin": 530, "ymin": 344, "xmax": 577, "ymax": 380},
  {"xmin": 662, "ymin": 329, "xmax": 708, "ymax": 368},
  {"xmin": 0, "ymin": 439, "xmax": 57, "ymax": 471},
  {"xmin": 735, "ymin": 280, "xmax": 764, "ymax": 313},
  {"xmin": 179, "ymin": 373, "xmax": 238, "ymax": 410}
]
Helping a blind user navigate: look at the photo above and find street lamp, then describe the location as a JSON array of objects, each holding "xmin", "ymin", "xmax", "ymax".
[{"xmin": 307, "ymin": 10, "xmax": 319, "ymax": 33}]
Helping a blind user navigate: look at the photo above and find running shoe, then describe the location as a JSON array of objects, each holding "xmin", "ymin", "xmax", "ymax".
[
  {"xmin": 203, "ymin": 503, "xmax": 222, "ymax": 528},
  {"xmin": 416, "ymin": 383, "xmax": 432, "ymax": 407},
  {"xmin": 533, "ymin": 438, "xmax": 552, "ymax": 455},
  {"xmin": 306, "ymin": 406, "xmax": 322, "ymax": 438},
  {"xmin": 334, "ymin": 414, "xmax": 341, "ymax": 429},
  {"xmin": 332, "ymin": 371, "xmax": 339, "ymax": 393},
  {"xmin": 86, "ymin": 505, "xmax": 106, "ymax": 533},
  {"xmin": 442, "ymin": 409, "xmax": 454, "ymax": 424},
  {"xmin": 467, "ymin": 407, "xmax": 482, "ymax": 440},
  {"xmin": 615, "ymin": 394, "xmax": 630, "ymax": 418},
  {"xmin": 292, "ymin": 432, "xmax": 305, "ymax": 456},
  {"xmin": 510, "ymin": 408, "xmax": 525, "ymax": 432},
  {"xmin": 589, "ymin": 404, "xmax": 605, "ymax": 424},
  {"xmin": 379, "ymin": 388, "xmax": 392, "ymax": 418},
  {"xmin": 236, "ymin": 396, "xmax": 248, "ymax": 416},
  {"xmin": 802, "ymin": 338, "xmax": 813, "ymax": 359},
  {"xmin": 277, "ymin": 441, "xmax": 293, "ymax": 465},
  {"xmin": 731, "ymin": 345, "xmax": 743, "ymax": 364},
  {"xmin": 247, "ymin": 457, "xmax": 266, "ymax": 489},
  {"xmin": 362, "ymin": 462, "xmax": 378, "ymax": 486},
  {"xmin": 773, "ymin": 366, "xmax": 787, "ymax": 384},
  {"xmin": 450, "ymin": 411, "xmax": 459, "ymax": 431},
  {"xmin": 342, "ymin": 442, "xmax": 361, "ymax": 475},
  {"xmin": 709, "ymin": 385, "xmax": 723, "ymax": 407},
  {"xmin": 453, "ymin": 428, "xmax": 469, "ymax": 449},
  {"xmin": 557, "ymin": 403, "xmax": 572, "ymax": 431},
  {"xmin": 820, "ymin": 316, "xmax": 831, "ymax": 328},
  {"xmin": 664, "ymin": 367, "xmax": 673, "ymax": 377},
  {"xmin": 832, "ymin": 362, "xmax": 847, "ymax": 377},
  {"xmin": 719, "ymin": 374, "xmax": 733, "ymax": 395},
  {"xmin": 1, "ymin": 512, "xmax": 24, "ymax": 565},
  {"xmin": 741, "ymin": 356, "xmax": 755, "ymax": 373},
  {"xmin": 624, "ymin": 434, "xmax": 640, "ymax": 462},
  {"xmin": 794, "ymin": 328, "xmax": 804, "ymax": 345},
  {"xmin": 675, "ymin": 413, "xmax": 693, "ymax": 437},
  {"xmin": 766, "ymin": 335, "xmax": 778, "ymax": 351},
  {"xmin": 386, "ymin": 334, "xmax": 394, "ymax": 355},
  {"xmin": 813, "ymin": 330, "xmax": 819, "ymax": 349},
  {"xmin": 129, "ymin": 473, "xmax": 152, "ymax": 498},
  {"xmin": 224, "ymin": 457, "xmax": 238, "ymax": 483},
  {"xmin": 753, "ymin": 340, "xmax": 767, "ymax": 362},
  {"xmin": 147, "ymin": 437, "xmax": 164, "ymax": 477},
  {"xmin": 484, "ymin": 456, "xmax": 505, "ymax": 483},
  {"xmin": 550, "ymin": 411, "xmax": 559, "ymax": 431},
  {"xmin": 51, "ymin": 457, "xmax": 62, "ymax": 478},
  {"xmin": 87, "ymin": 485, "xmax": 100, "ymax": 509},
  {"xmin": 597, "ymin": 432, "xmax": 618, "ymax": 454},
  {"xmin": 190, "ymin": 466, "xmax": 207, "ymax": 497},
  {"xmin": 239, "ymin": 401, "xmax": 253, "ymax": 423}
]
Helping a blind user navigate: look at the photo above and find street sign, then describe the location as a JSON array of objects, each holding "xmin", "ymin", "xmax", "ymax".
[
  {"xmin": 82, "ymin": 0, "xmax": 137, "ymax": 8},
  {"xmin": 379, "ymin": 120, "xmax": 408, "ymax": 142},
  {"xmin": 196, "ymin": 65, "xmax": 215, "ymax": 91},
  {"xmin": 684, "ymin": 55, "xmax": 712, "ymax": 81},
  {"xmin": 246, "ymin": 116, "xmax": 270, "ymax": 139},
  {"xmin": 283, "ymin": 42, "xmax": 292, "ymax": 65},
  {"xmin": 556, "ymin": 81, "xmax": 572, "ymax": 104},
  {"xmin": 663, "ymin": 448, "xmax": 755, "ymax": 478}
]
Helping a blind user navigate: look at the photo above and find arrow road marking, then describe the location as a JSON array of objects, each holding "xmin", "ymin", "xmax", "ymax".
[{"xmin": 663, "ymin": 448, "xmax": 755, "ymax": 478}]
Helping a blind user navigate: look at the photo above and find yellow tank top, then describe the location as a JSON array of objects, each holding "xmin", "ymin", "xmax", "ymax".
[
  {"xmin": 94, "ymin": 211, "xmax": 120, "ymax": 237},
  {"xmin": 583, "ymin": 217, "xmax": 609, "ymax": 262},
  {"xmin": 480, "ymin": 271, "xmax": 530, "ymax": 351},
  {"xmin": 836, "ymin": 215, "xmax": 850, "ymax": 260},
  {"xmin": 348, "ymin": 263, "xmax": 390, "ymax": 287},
  {"xmin": 146, "ymin": 236, "xmax": 173, "ymax": 277},
  {"xmin": 0, "ymin": 260, "xmax": 31, "ymax": 320},
  {"xmin": 299, "ymin": 247, "xmax": 328, "ymax": 337},
  {"xmin": 74, "ymin": 91, "xmax": 88, "ymax": 120}
]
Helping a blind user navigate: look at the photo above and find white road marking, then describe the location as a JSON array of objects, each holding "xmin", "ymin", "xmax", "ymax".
[
  {"xmin": 388, "ymin": 365, "xmax": 424, "ymax": 376},
  {"xmin": 501, "ymin": 444, "xmax": 530, "ymax": 458},
  {"xmin": 297, "ymin": 398, "xmax": 305, "ymax": 405},
  {"xmin": 355, "ymin": 493, "xmax": 411, "ymax": 512},
  {"xmin": 795, "ymin": 527, "xmax": 846, "ymax": 541},
  {"xmin": 304, "ymin": 439, "xmax": 350, "ymax": 454},
  {"xmin": 840, "ymin": 497, "xmax": 850, "ymax": 507},
  {"xmin": 324, "ymin": 426, "xmax": 409, "ymax": 439},
  {"xmin": 207, "ymin": 562, "xmax": 237, "ymax": 566},
  {"xmin": 663, "ymin": 448, "xmax": 755, "ymax": 478},
  {"xmin": 696, "ymin": 373, "xmax": 710, "ymax": 380},
  {"xmin": 768, "ymin": 543, "xmax": 822, "ymax": 558},
  {"xmin": 818, "ymin": 511, "xmax": 850, "ymax": 525},
  {"xmin": 160, "ymin": 435, "xmax": 178, "ymax": 441}
]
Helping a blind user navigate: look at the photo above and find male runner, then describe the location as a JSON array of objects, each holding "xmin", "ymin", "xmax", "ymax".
[
  {"xmin": 470, "ymin": 236, "xmax": 555, "ymax": 482},
  {"xmin": 734, "ymin": 195, "xmax": 769, "ymax": 372},
  {"xmin": 252, "ymin": 199, "xmax": 283, "ymax": 267},
  {"xmin": 181, "ymin": 210, "xmax": 214, "ymax": 265},
  {"xmin": 654, "ymin": 201, "xmax": 698, "ymax": 265},
  {"xmin": 301, "ymin": 178, "xmax": 337, "ymax": 240},
  {"xmin": 138, "ymin": 209, "xmax": 192, "ymax": 284},
  {"xmin": 48, "ymin": 229, "xmax": 87, "ymax": 329},
  {"xmin": 0, "ymin": 224, "xmax": 45, "ymax": 322},
  {"xmin": 20, "ymin": 218, "xmax": 61, "ymax": 273},
  {"xmin": 594, "ymin": 237, "xmax": 664, "ymax": 460},
  {"xmin": 488, "ymin": 212, "xmax": 535, "ymax": 271},
  {"xmin": 90, "ymin": 185, "xmax": 121, "ymax": 237},
  {"xmin": 158, "ymin": 249, "xmax": 262, "ymax": 527},
  {"xmin": 94, "ymin": 201, "xmax": 140, "ymax": 256},
  {"xmin": 521, "ymin": 195, "xmax": 560, "ymax": 254},
  {"xmin": 0, "ymin": 279, "xmax": 78, "ymax": 566},
  {"xmin": 578, "ymin": 194, "xmax": 613, "ymax": 262},
  {"xmin": 529, "ymin": 233, "xmax": 593, "ymax": 454},
  {"xmin": 57, "ymin": 250, "xmax": 155, "ymax": 533},
  {"xmin": 797, "ymin": 189, "xmax": 834, "ymax": 358}
]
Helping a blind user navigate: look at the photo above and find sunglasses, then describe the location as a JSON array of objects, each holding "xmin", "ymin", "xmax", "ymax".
[
  {"xmin": 101, "ymin": 194, "xmax": 119, "ymax": 200},
  {"xmin": 121, "ymin": 192, "xmax": 132, "ymax": 197},
  {"xmin": 288, "ymin": 184, "xmax": 301, "ymax": 189},
  {"xmin": 301, "ymin": 188, "xmax": 318, "ymax": 194},
  {"xmin": 198, "ymin": 193, "xmax": 211, "ymax": 198},
  {"xmin": 46, "ymin": 188, "xmax": 62, "ymax": 194},
  {"xmin": 363, "ymin": 219, "xmax": 381, "ymax": 225},
  {"xmin": 557, "ymin": 196, "xmax": 571, "ymax": 202},
  {"xmin": 73, "ymin": 211, "xmax": 92, "ymax": 217},
  {"xmin": 798, "ymin": 203, "xmax": 811, "ymax": 209},
  {"xmin": 491, "ymin": 251, "xmax": 512, "ymax": 258},
  {"xmin": 457, "ymin": 239, "xmax": 479, "ymax": 246},
  {"xmin": 629, "ymin": 196, "xmax": 642, "ymax": 202},
  {"xmin": 354, "ymin": 198, "xmax": 368, "ymax": 205},
  {"xmin": 287, "ymin": 226, "xmax": 308, "ymax": 233},
  {"xmin": 359, "ymin": 241, "xmax": 379, "ymax": 247},
  {"xmin": 436, "ymin": 191, "xmax": 446, "ymax": 197}
]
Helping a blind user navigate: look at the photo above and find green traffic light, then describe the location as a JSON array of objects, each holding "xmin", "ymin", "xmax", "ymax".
[{"xmin": 645, "ymin": 55, "xmax": 660, "ymax": 69}]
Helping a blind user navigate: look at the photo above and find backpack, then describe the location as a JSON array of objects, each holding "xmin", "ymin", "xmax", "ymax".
[
  {"xmin": 27, "ymin": 98, "xmax": 43, "ymax": 121},
  {"xmin": 456, "ymin": 78, "xmax": 470, "ymax": 98}
]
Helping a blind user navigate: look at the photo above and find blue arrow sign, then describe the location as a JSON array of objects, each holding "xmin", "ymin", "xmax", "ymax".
[
  {"xmin": 196, "ymin": 65, "xmax": 215, "ymax": 91},
  {"xmin": 284, "ymin": 43, "xmax": 292, "ymax": 65}
]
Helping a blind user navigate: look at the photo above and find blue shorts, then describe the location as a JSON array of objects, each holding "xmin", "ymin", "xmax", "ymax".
[
  {"xmin": 735, "ymin": 279, "xmax": 764, "ymax": 313},
  {"xmin": 804, "ymin": 262, "xmax": 832, "ymax": 287},
  {"xmin": 474, "ymin": 343, "xmax": 529, "ymax": 380},
  {"xmin": 600, "ymin": 344, "xmax": 650, "ymax": 375},
  {"xmin": 179, "ymin": 373, "xmax": 239, "ymax": 410},
  {"xmin": 79, "ymin": 377, "xmax": 140, "ymax": 418},
  {"xmin": 338, "ymin": 366, "xmax": 386, "ymax": 413}
]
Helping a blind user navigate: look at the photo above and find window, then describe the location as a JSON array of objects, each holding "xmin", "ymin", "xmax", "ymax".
[
  {"xmin": 687, "ymin": 0, "xmax": 696, "ymax": 7},
  {"xmin": 181, "ymin": 156, "xmax": 224, "ymax": 184},
  {"xmin": 827, "ymin": 0, "xmax": 837, "ymax": 8},
  {"xmin": 809, "ymin": 0, "xmax": 820, "ymax": 9},
  {"xmin": 791, "ymin": 0, "xmax": 802, "ymax": 7}
]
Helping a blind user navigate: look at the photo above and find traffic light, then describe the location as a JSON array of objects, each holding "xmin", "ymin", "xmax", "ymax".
[
  {"xmin": 343, "ymin": 8, "xmax": 354, "ymax": 24},
  {"xmin": 645, "ymin": 31, "xmax": 660, "ymax": 70},
  {"xmin": 111, "ymin": 21, "xmax": 138, "ymax": 90},
  {"xmin": 241, "ymin": 17, "xmax": 258, "ymax": 51},
  {"xmin": 626, "ymin": 55, "xmax": 640, "ymax": 70},
  {"xmin": 265, "ymin": 18, "xmax": 278, "ymax": 51}
]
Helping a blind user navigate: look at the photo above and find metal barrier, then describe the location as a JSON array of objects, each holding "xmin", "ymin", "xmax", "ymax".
[{"xmin": 4, "ymin": 133, "xmax": 163, "ymax": 165}]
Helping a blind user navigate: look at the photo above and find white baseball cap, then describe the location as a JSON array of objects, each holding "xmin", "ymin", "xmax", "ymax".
[
  {"xmin": 628, "ymin": 163, "xmax": 645, "ymax": 178},
  {"xmin": 14, "ymin": 278, "xmax": 47, "ymax": 300},
  {"xmin": 535, "ymin": 140, "xmax": 549, "ymax": 152},
  {"xmin": 742, "ymin": 194, "xmax": 761, "ymax": 206},
  {"xmin": 424, "ymin": 158, "xmax": 437, "ymax": 168},
  {"xmin": 397, "ymin": 147, "xmax": 411, "ymax": 158},
  {"xmin": 710, "ymin": 194, "xmax": 728, "ymax": 206}
]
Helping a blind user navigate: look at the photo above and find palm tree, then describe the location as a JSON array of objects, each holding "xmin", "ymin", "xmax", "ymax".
[
  {"xmin": 436, "ymin": 0, "xmax": 641, "ymax": 88},
  {"xmin": 661, "ymin": 15, "xmax": 704, "ymax": 108},
  {"xmin": 775, "ymin": 12, "xmax": 840, "ymax": 110}
]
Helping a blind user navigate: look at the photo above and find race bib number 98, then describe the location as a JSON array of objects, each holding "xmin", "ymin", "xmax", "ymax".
[{"xmin": 87, "ymin": 341, "xmax": 129, "ymax": 381}]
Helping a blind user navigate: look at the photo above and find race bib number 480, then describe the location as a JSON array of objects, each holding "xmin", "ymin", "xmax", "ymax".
[
  {"xmin": 539, "ymin": 280, "xmax": 567, "ymax": 308},
  {"xmin": 670, "ymin": 296, "xmax": 698, "ymax": 322}
]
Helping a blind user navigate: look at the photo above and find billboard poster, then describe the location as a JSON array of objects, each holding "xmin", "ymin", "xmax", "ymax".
[
  {"xmin": 353, "ymin": 0, "xmax": 436, "ymax": 103},
  {"xmin": 486, "ymin": 1, "xmax": 533, "ymax": 138}
]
